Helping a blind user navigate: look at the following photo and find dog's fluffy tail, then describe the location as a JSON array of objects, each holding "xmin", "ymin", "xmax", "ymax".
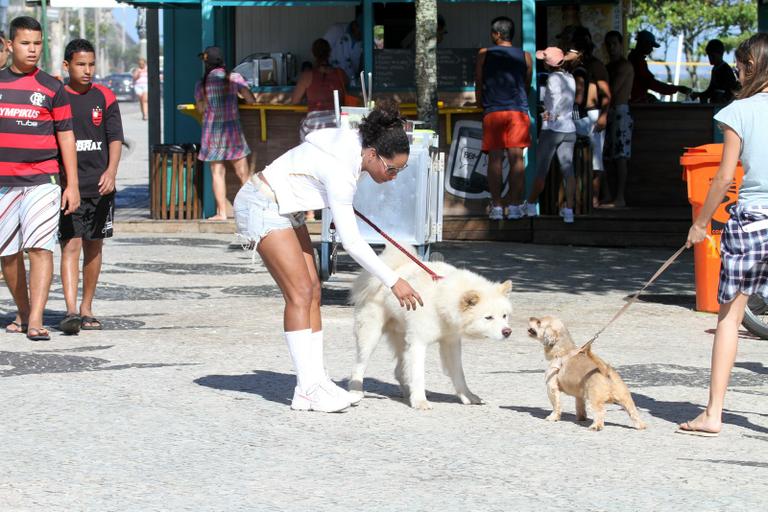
[
  {"xmin": 584, "ymin": 345, "xmax": 612, "ymax": 377},
  {"xmin": 349, "ymin": 244, "xmax": 418, "ymax": 306}
]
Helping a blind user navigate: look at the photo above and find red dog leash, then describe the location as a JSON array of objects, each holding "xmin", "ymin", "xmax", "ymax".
[{"xmin": 330, "ymin": 210, "xmax": 443, "ymax": 281}]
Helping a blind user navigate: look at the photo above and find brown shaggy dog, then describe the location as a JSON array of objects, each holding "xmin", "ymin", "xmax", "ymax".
[{"xmin": 527, "ymin": 316, "xmax": 646, "ymax": 431}]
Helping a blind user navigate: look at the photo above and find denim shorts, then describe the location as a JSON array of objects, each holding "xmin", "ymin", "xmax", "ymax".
[{"xmin": 233, "ymin": 178, "xmax": 305, "ymax": 247}]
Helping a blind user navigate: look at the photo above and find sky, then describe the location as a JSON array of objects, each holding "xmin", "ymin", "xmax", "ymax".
[
  {"xmin": 112, "ymin": 7, "xmax": 139, "ymax": 40},
  {"xmin": 112, "ymin": 6, "xmax": 163, "ymax": 41}
]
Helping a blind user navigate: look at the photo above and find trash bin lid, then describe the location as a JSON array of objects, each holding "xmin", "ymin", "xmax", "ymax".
[
  {"xmin": 683, "ymin": 143, "xmax": 724, "ymax": 155},
  {"xmin": 681, "ymin": 143, "xmax": 728, "ymax": 181}
]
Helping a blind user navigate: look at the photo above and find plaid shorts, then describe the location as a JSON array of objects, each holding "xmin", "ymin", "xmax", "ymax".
[
  {"xmin": 299, "ymin": 110, "xmax": 337, "ymax": 142},
  {"xmin": 718, "ymin": 204, "xmax": 768, "ymax": 304}
]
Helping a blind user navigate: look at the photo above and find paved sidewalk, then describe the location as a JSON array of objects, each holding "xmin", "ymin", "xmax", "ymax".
[{"xmin": 0, "ymin": 235, "xmax": 766, "ymax": 511}]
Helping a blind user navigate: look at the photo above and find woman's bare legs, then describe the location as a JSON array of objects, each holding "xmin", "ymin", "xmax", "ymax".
[
  {"xmin": 210, "ymin": 158, "xmax": 250, "ymax": 220},
  {"xmin": 140, "ymin": 92, "xmax": 148, "ymax": 120},
  {"xmin": 294, "ymin": 224, "xmax": 322, "ymax": 332},
  {"xmin": 209, "ymin": 161, "xmax": 228, "ymax": 221},
  {"xmin": 679, "ymin": 292, "xmax": 749, "ymax": 433},
  {"xmin": 231, "ymin": 156, "xmax": 251, "ymax": 186},
  {"xmin": 257, "ymin": 227, "xmax": 314, "ymax": 331}
]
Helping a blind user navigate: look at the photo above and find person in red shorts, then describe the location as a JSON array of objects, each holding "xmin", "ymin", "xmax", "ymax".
[
  {"xmin": 475, "ymin": 16, "xmax": 532, "ymax": 220},
  {"xmin": 0, "ymin": 16, "xmax": 80, "ymax": 341}
]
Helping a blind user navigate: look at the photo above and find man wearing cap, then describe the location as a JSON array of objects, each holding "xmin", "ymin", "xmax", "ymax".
[
  {"xmin": 629, "ymin": 30, "xmax": 691, "ymax": 103},
  {"xmin": 323, "ymin": 15, "xmax": 363, "ymax": 84}
]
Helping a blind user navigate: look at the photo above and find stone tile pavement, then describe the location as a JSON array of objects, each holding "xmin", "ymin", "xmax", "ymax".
[{"xmin": 0, "ymin": 235, "xmax": 766, "ymax": 510}]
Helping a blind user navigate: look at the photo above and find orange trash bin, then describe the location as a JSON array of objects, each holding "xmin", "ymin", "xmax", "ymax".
[{"xmin": 681, "ymin": 144, "xmax": 744, "ymax": 313}]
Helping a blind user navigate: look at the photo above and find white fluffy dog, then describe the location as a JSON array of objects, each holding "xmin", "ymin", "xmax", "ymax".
[{"xmin": 348, "ymin": 246, "xmax": 513, "ymax": 410}]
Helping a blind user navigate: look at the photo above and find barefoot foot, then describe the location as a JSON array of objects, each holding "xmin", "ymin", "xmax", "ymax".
[{"xmin": 676, "ymin": 411, "xmax": 721, "ymax": 437}]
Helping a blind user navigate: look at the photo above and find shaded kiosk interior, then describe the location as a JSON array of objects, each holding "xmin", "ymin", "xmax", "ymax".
[{"xmin": 127, "ymin": 0, "xmax": 730, "ymax": 246}]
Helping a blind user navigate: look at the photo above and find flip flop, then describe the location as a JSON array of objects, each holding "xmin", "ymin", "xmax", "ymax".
[
  {"xmin": 675, "ymin": 422, "xmax": 720, "ymax": 437},
  {"xmin": 5, "ymin": 320, "xmax": 28, "ymax": 334},
  {"xmin": 26, "ymin": 327, "xmax": 50, "ymax": 342},
  {"xmin": 80, "ymin": 316, "xmax": 103, "ymax": 331},
  {"xmin": 58, "ymin": 314, "xmax": 81, "ymax": 335}
]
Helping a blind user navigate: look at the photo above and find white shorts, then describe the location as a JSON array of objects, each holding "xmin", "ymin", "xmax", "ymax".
[
  {"xmin": 0, "ymin": 183, "xmax": 61, "ymax": 256},
  {"xmin": 575, "ymin": 109, "xmax": 605, "ymax": 172},
  {"xmin": 134, "ymin": 84, "xmax": 148, "ymax": 96},
  {"xmin": 233, "ymin": 178, "xmax": 305, "ymax": 248}
]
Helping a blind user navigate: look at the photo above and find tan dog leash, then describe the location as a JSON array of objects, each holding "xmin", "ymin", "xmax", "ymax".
[
  {"xmin": 546, "ymin": 235, "xmax": 717, "ymax": 381},
  {"xmin": 579, "ymin": 235, "xmax": 719, "ymax": 354},
  {"xmin": 578, "ymin": 243, "xmax": 688, "ymax": 350},
  {"xmin": 546, "ymin": 242, "xmax": 690, "ymax": 381}
]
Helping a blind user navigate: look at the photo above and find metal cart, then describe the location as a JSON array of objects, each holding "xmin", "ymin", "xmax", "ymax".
[{"xmin": 318, "ymin": 130, "xmax": 445, "ymax": 282}]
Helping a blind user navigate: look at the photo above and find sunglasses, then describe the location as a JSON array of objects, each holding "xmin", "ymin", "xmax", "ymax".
[{"xmin": 377, "ymin": 153, "xmax": 408, "ymax": 176}]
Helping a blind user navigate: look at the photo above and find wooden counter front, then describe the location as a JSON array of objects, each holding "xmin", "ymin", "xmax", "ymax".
[{"xmin": 626, "ymin": 103, "xmax": 716, "ymax": 207}]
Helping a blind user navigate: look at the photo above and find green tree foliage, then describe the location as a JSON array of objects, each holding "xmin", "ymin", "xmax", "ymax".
[{"xmin": 628, "ymin": 0, "xmax": 756, "ymax": 88}]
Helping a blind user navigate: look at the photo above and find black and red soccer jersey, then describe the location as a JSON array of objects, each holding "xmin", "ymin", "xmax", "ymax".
[
  {"xmin": 64, "ymin": 83, "xmax": 124, "ymax": 198},
  {"xmin": 0, "ymin": 67, "xmax": 73, "ymax": 186}
]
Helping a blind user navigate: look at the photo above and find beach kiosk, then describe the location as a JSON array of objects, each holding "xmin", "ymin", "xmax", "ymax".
[{"xmin": 124, "ymin": 0, "xmax": 740, "ymax": 246}]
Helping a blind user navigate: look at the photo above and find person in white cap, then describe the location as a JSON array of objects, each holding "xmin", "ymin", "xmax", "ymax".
[{"xmin": 629, "ymin": 30, "xmax": 691, "ymax": 103}]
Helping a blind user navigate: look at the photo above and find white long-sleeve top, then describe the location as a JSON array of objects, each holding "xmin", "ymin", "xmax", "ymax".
[
  {"xmin": 541, "ymin": 70, "xmax": 576, "ymax": 133},
  {"xmin": 261, "ymin": 128, "xmax": 399, "ymax": 288}
]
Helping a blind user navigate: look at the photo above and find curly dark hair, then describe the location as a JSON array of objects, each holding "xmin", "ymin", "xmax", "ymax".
[{"xmin": 358, "ymin": 100, "xmax": 409, "ymax": 158}]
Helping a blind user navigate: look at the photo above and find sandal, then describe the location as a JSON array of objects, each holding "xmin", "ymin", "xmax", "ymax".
[
  {"xmin": 58, "ymin": 314, "xmax": 81, "ymax": 335},
  {"xmin": 5, "ymin": 320, "xmax": 28, "ymax": 334},
  {"xmin": 26, "ymin": 327, "xmax": 50, "ymax": 341},
  {"xmin": 80, "ymin": 316, "xmax": 103, "ymax": 331},
  {"xmin": 675, "ymin": 421, "xmax": 720, "ymax": 437}
]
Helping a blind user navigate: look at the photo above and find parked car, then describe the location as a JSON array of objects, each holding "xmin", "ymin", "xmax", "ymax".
[{"xmin": 104, "ymin": 73, "xmax": 135, "ymax": 102}]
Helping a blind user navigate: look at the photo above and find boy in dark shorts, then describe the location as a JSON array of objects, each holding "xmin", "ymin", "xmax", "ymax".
[{"xmin": 58, "ymin": 39, "xmax": 123, "ymax": 334}]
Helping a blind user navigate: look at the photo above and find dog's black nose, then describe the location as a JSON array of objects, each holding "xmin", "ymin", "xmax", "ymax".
[
  {"xmin": 502, "ymin": 327, "xmax": 512, "ymax": 338},
  {"xmin": 527, "ymin": 328, "xmax": 537, "ymax": 337}
]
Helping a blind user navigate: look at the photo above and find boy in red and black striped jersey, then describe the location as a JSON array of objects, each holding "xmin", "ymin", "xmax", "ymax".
[
  {"xmin": 57, "ymin": 39, "xmax": 123, "ymax": 335},
  {"xmin": 0, "ymin": 17, "xmax": 80, "ymax": 341}
]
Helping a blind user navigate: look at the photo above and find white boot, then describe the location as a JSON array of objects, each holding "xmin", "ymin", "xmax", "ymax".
[
  {"xmin": 287, "ymin": 330, "xmax": 346, "ymax": 412},
  {"xmin": 285, "ymin": 329, "xmax": 317, "ymax": 391},
  {"xmin": 311, "ymin": 331, "xmax": 362, "ymax": 406},
  {"xmin": 290, "ymin": 381, "xmax": 350, "ymax": 413}
]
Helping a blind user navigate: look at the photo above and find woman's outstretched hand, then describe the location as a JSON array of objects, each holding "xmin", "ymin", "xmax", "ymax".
[
  {"xmin": 391, "ymin": 278, "xmax": 424, "ymax": 311},
  {"xmin": 686, "ymin": 223, "xmax": 708, "ymax": 248}
]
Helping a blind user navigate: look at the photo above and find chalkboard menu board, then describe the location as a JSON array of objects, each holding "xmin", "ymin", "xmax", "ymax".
[
  {"xmin": 437, "ymin": 48, "xmax": 478, "ymax": 88},
  {"xmin": 373, "ymin": 48, "xmax": 478, "ymax": 89},
  {"xmin": 373, "ymin": 49, "xmax": 414, "ymax": 89}
]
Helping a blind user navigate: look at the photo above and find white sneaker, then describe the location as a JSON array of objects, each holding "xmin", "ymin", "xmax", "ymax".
[
  {"xmin": 291, "ymin": 381, "xmax": 351, "ymax": 413},
  {"xmin": 521, "ymin": 201, "xmax": 538, "ymax": 217},
  {"xmin": 506, "ymin": 204, "xmax": 524, "ymax": 220},
  {"xmin": 324, "ymin": 376, "xmax": 363, "ymax": 406},
  {"xmin": 489, "ymin": 205, "xmax": 504, "ymax": 220},
  {"xmin": 562, "ymin": 208, "xmax": 574, "ymax": 224}
]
